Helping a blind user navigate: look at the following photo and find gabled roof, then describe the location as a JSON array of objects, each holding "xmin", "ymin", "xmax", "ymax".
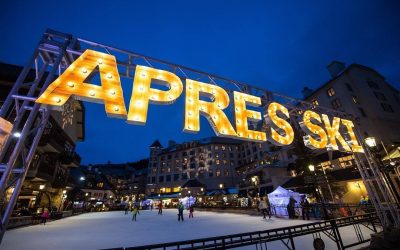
[
  {"xmin": 150, "ymin": 140, "xmax": 163, "ymax": 148},
  {"xmin": 181, "ymin": 179, "xmax": 206, "ymax": 188}
]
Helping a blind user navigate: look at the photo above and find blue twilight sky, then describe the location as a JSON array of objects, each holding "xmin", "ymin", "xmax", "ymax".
[{"xmin": 1, "ymin": 1, "xmax": 399, "ymax": 164}]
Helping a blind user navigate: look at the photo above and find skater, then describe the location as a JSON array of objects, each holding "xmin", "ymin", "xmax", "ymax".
[
  {"xmin": 178, "ymin": 202, "xmax": 184, "ymax": 221},
  {"xmin": 158, "ymin": 202, "xmax": 163, "ymax": 215},
  {"xmin": 189, "ymin": 205, "xmax": 194, "ymax": 218},
  {"xmin": 132, "ymin": 206, "xmax": 139, "ymax": 221},
  {"xmin": 258, "ymin": 197, "xmax": 267, "ymax": 219},
  {"xmin": 124, "ymin": 204, "xmax": 129, "ymax": 215},
  {"xmin": 41, "ymin": 208, "xmax": 49, "ymax": 225}
]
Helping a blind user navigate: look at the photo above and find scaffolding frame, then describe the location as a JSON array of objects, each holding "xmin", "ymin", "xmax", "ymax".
[{"xmin": 0, "ymin": 29, "xmax": 398, "ymax": 243}]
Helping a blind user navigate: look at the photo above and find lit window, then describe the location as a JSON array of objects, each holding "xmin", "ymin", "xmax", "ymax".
[
  {"xmin": 216, "ymin": 169, "xmax": 221, "ymax": 177},
  {"xmin": 312, "ymin": 100, "xmax": 319, "ymax": 106},
  {"xmin": 216, "ymin": 159, "xmax": 220, "ymax": 165},
  {"xmin": 327, "ymin": 88, "xmax": 335, "ymax": 97}
]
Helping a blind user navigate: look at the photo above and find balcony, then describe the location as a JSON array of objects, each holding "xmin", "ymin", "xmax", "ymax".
[
  {"xmin": 60, "ymin": 152, "xmax": 81, "ymax": 168},
  {"xmin": 39, "ymin": 116, "xmax": 75, "ymax": 154}
]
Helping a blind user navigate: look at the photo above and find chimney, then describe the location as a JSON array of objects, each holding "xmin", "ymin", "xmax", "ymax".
[
  {"xmin": 327, "ymin": 61, "xmax": 346, "ymax": 78},
  {"xmin": 302, "ymin": 87, "xmax": 313, "ymax": 99}
]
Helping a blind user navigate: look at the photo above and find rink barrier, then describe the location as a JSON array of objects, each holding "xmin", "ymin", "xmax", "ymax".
[{"xmin": 104, "ymin": 213, "xmax": 379, "ymax": 250}]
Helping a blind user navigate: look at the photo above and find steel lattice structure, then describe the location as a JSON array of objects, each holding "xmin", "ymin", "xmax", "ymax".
[{"xmin": 0, "ymin": 29, "xmax": 398, "ymax": 243}]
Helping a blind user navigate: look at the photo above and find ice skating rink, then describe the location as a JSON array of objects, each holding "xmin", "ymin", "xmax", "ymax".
[{"xmin": 2, "ymin": 210, "xmax": 373, "ymax": 250}]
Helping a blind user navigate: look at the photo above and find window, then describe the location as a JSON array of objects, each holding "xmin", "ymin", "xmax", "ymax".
[
  {"xmin": 166, "ymin": 175, "xmax": 171, "ymax": 182},
  {"xmin": 352, "ymin": 96, "xmax": 359, "ymax": 104},
  {"xmin": 208, "ymin": 169, "xmax": 213, "ymax": 177},
  {"xmin": 190, "ymin": 163, "xmax": 196, "ymax": 169},
  {"xmin": 151, "ymin": 177, "xmax": 155, "ymax": 183},
  {"xmin": 174, "ymin": 174, "xmax": 179, "ymax": 181},
  {"xmin": 159, "ymin": 176, "xmax": 164, "ymax": 182},
  {"xmin": 358, "ymin": 108, "xmax": 367, "ymax": 117},
  {"xmin": 327, "ymin": 87, "xmax": 335, "ymax": 97},
  {"xmin": 224, "ymin": 169, "xmax": 229, "ymax": 176},
  {"xmin": 367, "ymin": 80, "xmax": 379, "ymax": 89},
  {"xmin": 216, "ymin": 159, "xmax": 220, "ymax": 165},
  {"xmin": 312, "ymin": 100, "xmax": 319, "ymax": 106},
  {"xmin": 331, "ymin": 98, "xmax": 341, "ymax": 109},
  {"xmin": 374, "ymin": 92, "xmax": 387, "ymax": 101},
  {"xmin": 345, "ymin": 83, "xmax": 353, "ymax": 92},
  {"xmin": 381, "ymin": 103, "xmax": 394, "ymax": 112},
  {"xmin": 216, "ymin": 169, "xmax": 221, "ymax": 177},
  {"xmin": 221, "ymin": 145, "xmax": 226, "ymax": 151},
  {"xmin": 215, "ymin": 145, "xmax": 219, "ymax": 150},
  {"xmin": 181, "ymin": 173, "xmax": 188, "ymax": 180},
  {"xmin": 97, "ymin": 182, "xmax": 103, "ymax": 188}
]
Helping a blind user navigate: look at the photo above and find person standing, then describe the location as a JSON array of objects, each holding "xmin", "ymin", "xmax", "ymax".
[
  {"xmin": 300, "ymin": 196, "xmax": 310, "ymax": 220},
  {"xmin": 132, "ymin": 206, "xmax": 139, "ymax": 221},
  {"xmin": 287, "ymin": 195, "xmax": 297, "ymax": 219},
  {"xmin": 151, "ymin": 203, "xmax": 153, "ymax": 211},
  {"xmin": 189, "ymin": 205, "xmax": 194, "ymax": 218},
  {"xmin": 124, "ymin": 204, "xmax": 129, "ymax": 215},
  {"xmin": 178, "ymin": 202, "xmax": 184, "ymax": 221},
  {"xmin": 259, "ymin": 198, "xmax": 267, "ymax": 219},
  {"xmin": 158, "ymin": 202, "xmax": 163, "ymax": 215},
  {"xmin": 41, "ymin": 208, "xmax": 49, "ymax": 225}
]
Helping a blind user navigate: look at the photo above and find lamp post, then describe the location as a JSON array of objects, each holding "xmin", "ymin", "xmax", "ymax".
[
  {"xmin": 309, "ymin": 164, "xmax": 329, "ymax": 219},
  {"xmin": 364, "ymin": 137, "xmax": 400, "ymax": 204}
]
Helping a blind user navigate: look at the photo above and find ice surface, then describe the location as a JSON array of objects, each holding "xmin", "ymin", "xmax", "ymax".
[{"xmin": 2, "ymin": 210, "xmax": 375, "ymax": 250}]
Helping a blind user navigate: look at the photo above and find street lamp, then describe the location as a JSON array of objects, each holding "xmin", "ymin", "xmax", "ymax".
[
  {"xmin": 13, "ymin": 132, "xmax": 21, "ymax": 138},
  {"xmin": 39, "ymin": 184, "xmax": 45, "ymax": 190},
  {"xmin": 80, "ymin": 176, "xmax": 85, "ymax": 181},
  {"xmin": 308, "ymin": 164, "xmax": 315, "ymax": 172},
  {"xmin": 364, "ymin": 137, "xmax": 377, "ymax": 148}
]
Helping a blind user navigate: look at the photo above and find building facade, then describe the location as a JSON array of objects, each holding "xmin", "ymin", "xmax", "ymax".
[
  {"xmin": 146, "ymin": 137, "xmax": 294, "ymax": 199},
  {"xmin": 0, "ymin": 62, "xmax": 85, "ymax": 214},
  {"xmin": 303, "ymin": 61, "xmax": 400, "ymax": 144}
]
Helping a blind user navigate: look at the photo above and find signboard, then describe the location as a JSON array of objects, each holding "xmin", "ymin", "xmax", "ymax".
[{"xmin": 36, "ymin": 49, "xmax": 364, "ymax": 153}]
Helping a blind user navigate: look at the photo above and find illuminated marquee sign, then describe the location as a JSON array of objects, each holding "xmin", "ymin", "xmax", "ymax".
[{"xmin": 36, "ymin": 49, "xmax": 364, "ymax": 153}]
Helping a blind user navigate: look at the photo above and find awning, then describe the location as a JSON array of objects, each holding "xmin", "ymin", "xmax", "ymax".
[{"xmin": 382, "ymin": 147, "xmax": 400, "ymax": 161}]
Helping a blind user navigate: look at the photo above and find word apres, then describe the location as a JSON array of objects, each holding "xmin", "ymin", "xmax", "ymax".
[{"xmin": 36, "ymin": 49, "xmax": 364, "ymax": 153}]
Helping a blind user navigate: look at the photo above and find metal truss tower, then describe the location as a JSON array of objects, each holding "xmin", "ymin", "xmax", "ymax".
[{"xmin": 0, "ymin": 29, "xmax": 398, "ymax": 243}]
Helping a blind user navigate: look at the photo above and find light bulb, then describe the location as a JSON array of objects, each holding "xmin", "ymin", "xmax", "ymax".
[
  {"xmin": 114, "ymin": 106, "xmax": 119, "ymax": 111},
  {"xmin": 168, "ymin": 94, "xmax": 173, "ymax": 100},
  {"xmin": 106, "ymin": 73, "xmax": 113, "ymax": 79},
  {"xmin": 97, "ymin": 59, "xmax": 103, "ymax": 64},
  {"xmin": 81, "ymin": 67, "xmax": 88, "ymax": 74},
  {"xmin": 67, "ymin": 82, "xmax": 74, "ymax": 88},
  {"xmin": 89, "ymin": 90, "xmax": 95, "ymax": 96},
  {"xmin": 110, "ymin": 89, "xmax": 116, "ymax": 95},
  {"xmin": 55, "ymin": 97, "xmax": 62, "ymax": 103},
  {"xmin": 140, "ymin": 72, "xmax": 147, "ymax": 78}
]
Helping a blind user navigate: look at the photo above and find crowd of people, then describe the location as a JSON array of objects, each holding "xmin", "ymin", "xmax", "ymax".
[{"xmin": 124, "ymin": 201, "xmax": 195, "ymax": 222}]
